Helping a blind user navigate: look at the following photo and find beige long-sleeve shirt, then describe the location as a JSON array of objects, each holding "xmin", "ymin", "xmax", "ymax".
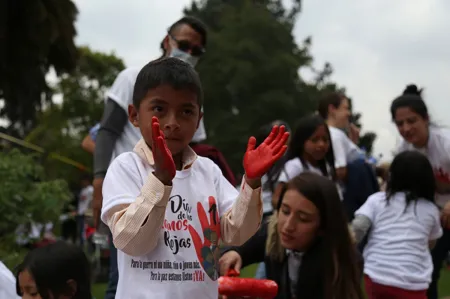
[{"xmin": 101, "ymin": 139, "xmax": 262, "ymax": 257}]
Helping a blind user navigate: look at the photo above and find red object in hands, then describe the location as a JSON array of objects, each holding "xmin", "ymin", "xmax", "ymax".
[
  {"xmin": 218, "ymin": 270, "xmax": 278, "ymax": 299},
  {"xmin": 151, "ymin": 116, "xmax": 176, "ymax": 180},
  {"xmin": 243, "ymin": 125, "xmax": 289, "ymax": 179}
]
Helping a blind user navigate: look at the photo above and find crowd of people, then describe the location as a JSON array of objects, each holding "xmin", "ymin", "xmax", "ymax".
[{"xmin": 2, "ymin": 14, "xmax": 450, "ymax": 299}]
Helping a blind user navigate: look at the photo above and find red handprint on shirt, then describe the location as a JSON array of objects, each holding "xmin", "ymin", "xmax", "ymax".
[{"xmin": 188, "ymin": 196, "xmax": 221, "ymax": 281}]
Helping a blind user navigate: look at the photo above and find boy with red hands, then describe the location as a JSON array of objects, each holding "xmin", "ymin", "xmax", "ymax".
[{"xmin": 100, "ymin": 57, "xmax": 289, "ymax": 299}]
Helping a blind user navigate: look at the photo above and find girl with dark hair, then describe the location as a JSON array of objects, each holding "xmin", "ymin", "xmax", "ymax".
[
  {"xmin": 219, "ymin": 172, "xmax": 363, "ymax": 299},
  {"xmin": 270, "ymin": 114, "xmax": 338, "ymax": 208},
  {"xmin": 351, "ymin": 151, "xmax": 442, "ymax": 299},
  {"xmin": 391, "ymin": 84, "xmax": 450, "ymax": 299},
  {"xmin": 16, "ymin": 241, "xmax": 92, "ymax": 299}
]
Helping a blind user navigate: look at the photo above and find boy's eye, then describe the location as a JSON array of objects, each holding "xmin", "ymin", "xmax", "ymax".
[
  {"xmin": 152, "ymin": 106, "xmax": 163, "ymax": 113},
  {"xmin": 183, "ymin": 109, "xmax": 194, "ymax": 116}
]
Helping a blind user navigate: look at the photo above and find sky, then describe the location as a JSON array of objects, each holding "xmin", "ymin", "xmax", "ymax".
[{"xmin": 72, "ymin": 0, "xmax": 450, "ymax": 162}]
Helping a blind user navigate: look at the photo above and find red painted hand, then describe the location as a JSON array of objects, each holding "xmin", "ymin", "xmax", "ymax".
[
  {"xmin": 151, "ymin": 116, "xmax": 176, "ymax": 185},
  {"xmin": 188, "ymin": 196, "xmax": 221, "ymax": 280},
  {"xmin": 243, "ymin": 125, "xmax": 289, "ymax": 179}
]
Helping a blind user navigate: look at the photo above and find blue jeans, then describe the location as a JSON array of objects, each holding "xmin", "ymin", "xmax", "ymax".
[
  {"xmin": 104, "ymin": 231, "xmax": 118, "ymax": 299},
  {"xmin": 427, "ymin": 228, "xmax": 450, "ymax": 299}
]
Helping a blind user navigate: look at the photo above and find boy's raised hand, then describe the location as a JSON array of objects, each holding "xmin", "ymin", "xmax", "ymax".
[
  {"xmin": 151, "ymin": 117, "xmax": 176, "ymax": 185},
  {"xmin": 243, "ymin": 125, "xmax": 289, "ymax": 187}
]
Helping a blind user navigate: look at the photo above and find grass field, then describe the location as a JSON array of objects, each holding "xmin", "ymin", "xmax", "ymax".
[{"xmin": 92, "ymin": 265, "xmax": 450, "ymax": 298}]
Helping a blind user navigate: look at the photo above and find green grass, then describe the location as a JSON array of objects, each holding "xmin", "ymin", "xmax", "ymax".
[{"xmin": 92, "ymin": 265, "xmax": 450, "ymax": 298}]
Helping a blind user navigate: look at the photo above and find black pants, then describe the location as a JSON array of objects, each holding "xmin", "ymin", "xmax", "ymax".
[{"xmin": 427, "ymin": 227, "xmax": 450, "ymax": 299}]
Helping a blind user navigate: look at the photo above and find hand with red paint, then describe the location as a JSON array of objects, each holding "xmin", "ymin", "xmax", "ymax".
[
  {"xmin": 188, "ymin": 196, "xmax": 221, "ymax": 280},
  {"xmin": 243, "ymin": 125, "xmax": 289, "ymax": 187},
  {"xmin": 151, "ymin": 117, "xmax": 176, "ymax": 186}
]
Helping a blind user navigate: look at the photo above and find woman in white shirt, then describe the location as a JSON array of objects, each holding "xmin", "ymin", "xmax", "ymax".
[
  {"xmin": 391, "ymin": 84, "xmax": 450, "ymax": 299},
  {"xmin": 351, "ymin": 150, "xmax": 442, "ymax": 299}
]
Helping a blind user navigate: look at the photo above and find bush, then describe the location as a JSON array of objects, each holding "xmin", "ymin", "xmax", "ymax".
[{"xmin": 0, "ymin": 149, "xmax": 71, "ymax": 268}]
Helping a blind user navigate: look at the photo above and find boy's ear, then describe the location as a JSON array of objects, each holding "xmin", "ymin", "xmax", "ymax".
[
  {"xmin": 196, "ymin": 110, "xmax": 204, "ymax": 129},
  {"xmin": 128, "ymin": 104, "xmax": 139, "ymax": 127}
]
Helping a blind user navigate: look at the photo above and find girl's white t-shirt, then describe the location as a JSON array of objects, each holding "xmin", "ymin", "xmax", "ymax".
[
  {"xmin": 278, "ymin": 158, "xmax": 342, "ymax": 200},
  {"xmin": 102, "ymin": 152, "xmax": 237, "ymax": 299},
  {"xmin": 0, "ymin": 261, "xmax": 20, "ymax": 299},
  {"xmin": 356, "ymin": 191, "xmax": 442, "ymax": 290},
  {"xmin": 396, "ymin": 126, "xmax": 450, "ymax": 208}
]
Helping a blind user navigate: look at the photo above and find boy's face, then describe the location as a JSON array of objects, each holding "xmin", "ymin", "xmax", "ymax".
[{"xmin": 129, "ymin": 84, "xmax": 202, "ymax": 156}]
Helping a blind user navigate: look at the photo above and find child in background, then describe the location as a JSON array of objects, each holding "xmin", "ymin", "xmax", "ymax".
[
  {"xmin": 270, "ymin": 114, "xmax": 338, "ymax": 208},
  {"xmin": 100, "ymin": 57, "xmax": 289, "ymax": 299},
  {"xmin": 351, "ymin": 150, "xmax": 442, "ymax": 299},
  {"xmin": 16, "ymin": 241, "xmax": 92, "ymax": 299}
]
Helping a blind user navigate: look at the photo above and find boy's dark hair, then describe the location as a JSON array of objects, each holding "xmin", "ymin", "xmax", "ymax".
[
  {"xmin": 317, "ymin": 92, "xmax": 346, "ymax": 119},
  {"xmin": 160, "ymin": 16, "xmax": 208, "ymax": 55},
  {"xmin": 390, "ymin": 84, "xmax": 429, "ymax": 121},
  {"xmin": 386, "ymin": 150, "xmax": 436, "ymax": 208},
  {"xmin": 132, "ymin": 57, "xmax": 203, "ymax": 109},
  {"xmin": 16, "ymin": 241, "xmax": 92, "ymax": 299}
]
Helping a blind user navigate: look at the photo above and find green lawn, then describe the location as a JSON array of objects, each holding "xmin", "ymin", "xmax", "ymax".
[{"xmin": 92, "ymin": 265, "xmax": 450, "ymax": 299}]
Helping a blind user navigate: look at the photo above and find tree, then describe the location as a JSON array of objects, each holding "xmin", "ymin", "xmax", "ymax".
[
  {"xmin": 0, "ymin": 0, "xmax": 78, "ymax": 135},
  {"xmin": 22, "ymin": 47, "xmax": 125, "ymax": 184},
  {"xmin": 185, "ymin": 0, "xmax": 317, "ymax": 172},
  {"xmin": 0, "ymin": 149, "xmax": 71, "ymax": 268},
  {"xmin": 185, "ymin": 0, "xmax": 376, "ymax": 172}
]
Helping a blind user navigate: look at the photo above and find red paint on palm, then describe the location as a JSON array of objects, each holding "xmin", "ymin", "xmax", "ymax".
[
  {"xmin": 244, "ymin": 125, "xmax": 289, "ymax": 179},
  {"xmin": 151, "ymin": 117, "xmax": 176, "ymax": 181}
]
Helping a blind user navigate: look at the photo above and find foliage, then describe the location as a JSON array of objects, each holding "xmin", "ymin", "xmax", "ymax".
[
  {"xmin": 0, "ymin": 149, "xmax": 71, "ymax": 266},
  {"xmin": 0, "ymin": 0, "xmax": 79, "ymax": 135},
  {"xmin": 22, "ymin": 46, "xmax": 125, "ymax": 184},
  {"xmin": 185, "ymin": 0, "xmax": 377, "ymax": 172}
]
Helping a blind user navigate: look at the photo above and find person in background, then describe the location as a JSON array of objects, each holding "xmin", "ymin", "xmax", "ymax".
[
  {"xmin": 317, "ymin": 92, "xmax": 362, "ymax": 181},
  {"xmin": 16, "ymin": 241, "xmax": 92, "ymax": 299},
  {"xmin": 351, "ymin": 151, "xmax": 442, "ymax": 299},
  {"xmin": 271, "ymin": 114, "xmax": 337, "ymax": 208},
  {"xmin": 77, "ymin": 175, "xmax": 93, "ymax": 247},
  {"xmin": 391, "ymin": 84, "xmax": 450, "ymax": 299},
  {"xmin": 220, "ymin": 172, "xmax": 364, "ymax": 299},
  {"xmin": 81, "ymin": 123, "xmax": 100, "ymax": 154},
  {"xmin": 92, "ymin": 16, "xmax": 208, "ymax": 299}
]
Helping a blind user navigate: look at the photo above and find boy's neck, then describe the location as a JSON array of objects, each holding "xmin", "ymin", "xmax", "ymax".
[
  {"xmin": 173, "ymin": 153, "xmax": 183, "ymax": 171},
  {"xmin": 326, "ymin": 119, "xmax": 338, "ymax": 128}
]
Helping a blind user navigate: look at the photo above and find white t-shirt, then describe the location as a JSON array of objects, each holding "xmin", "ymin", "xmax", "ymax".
[
  {"xmin": 396, "ymin": 126, "xmax": 450, "ymax": 208},
  {"xmin": 356, "ymin": 191, "xmax": 442, "ymax": 290},
  {"xmin": 0, "ymin": 261, "xmax": 20, "ymax": 299},
  {"xmin": 101, "ymin": 152, "xmax": 236, "ymax": 299},
  {"xmin": 277, "ymin": 158, "xmax": 343, "ymax": 200},
  {"xmin": 106, "ymin": 67, "xmax": 207, "ymax": 161},
  {"xmin": 78, "ymin": 185, "xmax": 94, "ymax": 215},
  {"xmin": 328, "ymin": 126, "xmax": 361, "ymax": 169},
  {"xmin": 261, "ymin": 175, "xmax": 274, "ymax": 214}
]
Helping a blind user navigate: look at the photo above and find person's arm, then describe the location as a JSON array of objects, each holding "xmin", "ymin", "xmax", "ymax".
[
  {"xmin": 351, "ymin": 193, "xmax": 378, "ymax": 243},
  {"xmin": 350, "ymin": 214, "xmax": 372, "ymax": 244},
  {"xmin": 101, "ymin": 158, "xmax": 172, "ymax": 256},
  {"xmin": 234, "ymin": 220, "xmax": 268, "ymax": 267},
  {"xmin": 220, "ymin": 176, "xmax": 263, "ymax": 246},
  {"xmin": 81, "ymin": 135, "xmax": 96, "ymax": 154},
  {"xmin": 331, "ymin": 134, "xmax": 348, "ymax": 181},
  {"xmin": 92, "ymin": 99, "xmax": 128, "ymax": 227},
  {"xmin": 429, "ymin": 205, "xmax": 443, "ymax": 249},
  {"xmin": 93, "ymin": 99, "xmax": 128, "ymax": 179}
]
